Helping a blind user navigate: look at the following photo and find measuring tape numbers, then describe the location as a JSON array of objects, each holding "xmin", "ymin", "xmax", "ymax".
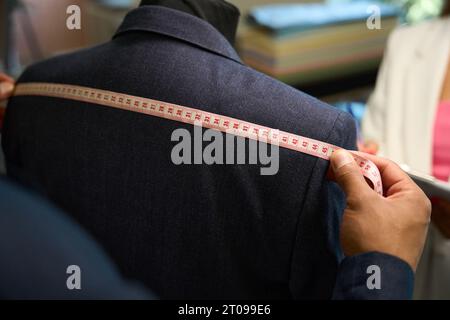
[{"xmin": 12, "ymin": 82, "xmax": 383, "ymax": 195}]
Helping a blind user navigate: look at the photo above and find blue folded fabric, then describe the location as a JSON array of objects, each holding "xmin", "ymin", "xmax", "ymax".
[
  {"xmin": 96, "ymin": 0, "xmax": 134, "ymax": 9},
  {"xmin": 248, "ymin": 1, "xmax": 401, "ymax": 32}
]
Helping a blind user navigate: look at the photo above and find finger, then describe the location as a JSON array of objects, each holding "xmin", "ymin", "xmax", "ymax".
[
  {"xmin": 0, "ymin": 81, "xmax": 15, "ymax": 100},
  {"xmin": 0, "ymin": 73, "xmax": 15, "ymax": 100},
  {"xmin": 350, "ymin": 151, "xmax": 415, "ymax": 192},
  {"xmin": 0, "ymin": 73, "xmax": 15, "ymax": 83},
  {"xmin": 330, "ymin": 149, "xmax": 369, "ymax": 195}
]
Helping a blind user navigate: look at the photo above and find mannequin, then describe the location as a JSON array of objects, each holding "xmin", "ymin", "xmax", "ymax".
[{"xmin": 139, "ymin": 0, "xmax": 240, "ymax": 46}]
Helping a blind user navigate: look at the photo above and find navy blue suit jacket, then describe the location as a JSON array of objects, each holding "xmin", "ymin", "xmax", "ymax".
[{"xmin": 1, "ymin": 6, "xmax": 411, "ymax": 299}]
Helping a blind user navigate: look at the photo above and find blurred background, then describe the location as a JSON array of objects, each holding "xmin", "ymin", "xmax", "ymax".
[{"xmin": 0, "ymin": 0, "xmax": 445, "ymax": 99}]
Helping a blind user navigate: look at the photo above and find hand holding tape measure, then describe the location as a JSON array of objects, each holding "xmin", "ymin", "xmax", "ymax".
[{"xmin": 329, "ymin": 149, "xmax": 431, "ymax": 270}]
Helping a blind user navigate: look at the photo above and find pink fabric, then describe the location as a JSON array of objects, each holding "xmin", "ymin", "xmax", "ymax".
[{"xmin": 433, "ymin": 101, "xmax": 450, "ymax": 181}]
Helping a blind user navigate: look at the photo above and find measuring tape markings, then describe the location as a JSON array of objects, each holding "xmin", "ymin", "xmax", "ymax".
[{"xmin": 13, "ymin": 82, "xmax": 383, "ymax": 195}]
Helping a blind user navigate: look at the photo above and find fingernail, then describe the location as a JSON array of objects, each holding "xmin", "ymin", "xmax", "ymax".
[
  {"xmin": 0, "ymin": 82, "xmax": 14, "ymax": 96},
  {"xmin": 331, "ymin": 149, "xmax": 354, "ymax": 171}
]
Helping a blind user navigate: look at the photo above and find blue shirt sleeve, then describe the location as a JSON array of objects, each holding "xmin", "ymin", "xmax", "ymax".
[{"xmin": 332, "ymin": 252, "xmax": 414, "ymax": 300}]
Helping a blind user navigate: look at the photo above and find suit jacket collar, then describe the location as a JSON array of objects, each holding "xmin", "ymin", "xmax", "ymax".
[{"xmin": 113, "ymin": 5, "xmax": 242, "ymax": 64}]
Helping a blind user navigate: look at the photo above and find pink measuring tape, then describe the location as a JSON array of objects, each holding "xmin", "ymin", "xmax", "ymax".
[{"xmin": 13, "ymin": 82, "xmax": 383, "ymax": 195}]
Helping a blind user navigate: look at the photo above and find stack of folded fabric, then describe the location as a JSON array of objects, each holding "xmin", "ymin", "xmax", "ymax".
[{"xmin": 237, "ymin": 1, "xmax": 401, "ymax": 85}]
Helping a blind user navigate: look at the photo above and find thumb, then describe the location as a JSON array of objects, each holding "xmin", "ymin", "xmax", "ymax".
[{"xmin": 330, "ymin": 149, "xmax": 368, "ymax": 195}]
